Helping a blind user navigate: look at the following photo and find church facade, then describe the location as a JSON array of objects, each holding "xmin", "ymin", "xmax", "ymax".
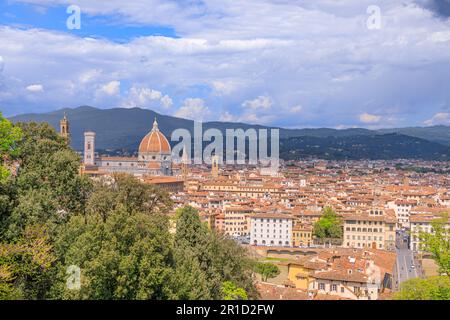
[{"xmin": 81, "ymin": 118, "xmax": 173, "ymax": 177}]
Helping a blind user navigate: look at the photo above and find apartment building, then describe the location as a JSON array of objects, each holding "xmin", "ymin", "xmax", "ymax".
[
  {"xmin": 387, "ymin": 199, "xmax": 416, "ymax": 229},
  {"xmin": 410, "ymin": 213, "xmax": 450, "ymax": 252},
  {"xmin": 250, "ymin": 213, "xmax": 294, "ymax": 246},
  {"xmin": 202, "ymin": 181, "xmax": 283, "ymax": 198},
  {"xmin": 343, "ymin": 209, "xmax": 396, "ymax": 250},
  {"xmin": 292, "ymin": 223, "xmax": 313, "ymax": 247},
  {"xmin": 223, "ymin": 206, "xmax": 253, "ymax": 237}
]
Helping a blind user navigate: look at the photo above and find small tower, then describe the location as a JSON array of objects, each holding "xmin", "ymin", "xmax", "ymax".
[
  {"xmin": 181, "ymin": 145, "xmax": 189, "ymax": 180},
  {"xmin": 60, "ymin": 112, "xmax": 70, "ymax": 143},
  {"xmin": 211, "ymin": 155, "xmax": 219, "ymax": 178},
  {"xmin": 84, "ymin": 131, "xmax": 96, "ymax": 166}
]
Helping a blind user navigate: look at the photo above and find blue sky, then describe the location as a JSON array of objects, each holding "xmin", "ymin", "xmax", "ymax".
[{"xmin": 1, "ymin": 0, "xmax": 450, "ymax": 129}]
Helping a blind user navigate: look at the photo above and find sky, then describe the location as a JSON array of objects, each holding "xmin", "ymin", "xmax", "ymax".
[{"xmin": 0, "ymin": 0, "xmax": 450, "ymax": 129}]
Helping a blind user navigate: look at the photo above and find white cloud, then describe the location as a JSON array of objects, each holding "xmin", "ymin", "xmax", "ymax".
[
  {"xmin": 79, "ymin": 69, "xmax": 103, "ymax": 84},
  {"xmin": 160, "ymin": 95, "xmax": 173, "ymax": 109},
  {"xmin": 220, "ymin": 111, "xmax": 236, "ymax": 122},
  {"xmin": 238, "ymin": 112, "xmax": 277, "ymax": 125},
  {"xmin": 0, "ymin": 55, "xmax": 4, "ymax": 73},
  {"xmin": 26, "ymin": 84, "xmax": 44, "ymax": 92},
  {"xmin": 212, "ymin": 80, "xmax": 239, "ymax": 95},
  {"xmin": 123, "ymin": 85, "xmax": 173, "ymax": 109},
  {"xmin": 290, "ymin": 105, "xmax": 303, "ymax": 114},
  {"xmin": 430, "ymin": 31, "xmax": 450, "ymax": 43},
  {"xmin": 174, "ymin": 98, "xmax": 210, "ymax": 121},
  {"xmin": 242, "ymin": 96, "xmax": 272, "ymax": 110},
  {"xmin": 424, "ymin": 113, "xmax": 450, "ymax": 126},
  {"xmin": 359, "ymin": 113, "xmax": 381, "ymax": 124},
  {"xmin": 100, "ymin": 80, "xmax": 120, "ymax": 95}
]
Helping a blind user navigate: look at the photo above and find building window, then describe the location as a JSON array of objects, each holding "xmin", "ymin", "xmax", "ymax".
[
  {"xmin": 331, "ymin": 284, "xmax": 337, "ymax": 292},
  {"xmin": 319, "ymin": 283, "xmax": 325, "ymax": 291}
]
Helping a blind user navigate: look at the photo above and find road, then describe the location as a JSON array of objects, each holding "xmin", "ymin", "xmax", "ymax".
[{"xmin": 393, "ymin": 230, "xmax": 422, "ymax": 290}]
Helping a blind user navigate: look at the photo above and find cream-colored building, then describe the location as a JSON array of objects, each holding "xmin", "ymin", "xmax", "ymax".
[
  {"xmin": 292, "ymin": 223, "xmax": 313, "ymax": 247},
  {"xmin": 223, "ymin": 206, "xmax": 253, "ymax": 237},
  {"xmin": 410, "ymin": 213, "xmax": 450, "ymax": 252},
  {"xmin": 343, "ymin": 209, "xmax": 396, "ymax": 250}
]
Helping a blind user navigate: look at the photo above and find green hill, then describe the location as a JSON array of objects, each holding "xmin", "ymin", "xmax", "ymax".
[{"xmin": 9, "ymin": 106, "xmax": 450, "ymax": 160}]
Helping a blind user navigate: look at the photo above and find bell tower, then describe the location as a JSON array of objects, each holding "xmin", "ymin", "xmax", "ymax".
[
  {"xmin": 84, "ymin": 131, "xmax": 96, "ymax": 166},
  {"xmin": 181, "ymin": 145, "xmax": 189, "ymax": 180},
  {"xmin": 211, "ymin": 155, "xmax": 219, "ymax": 178},
  {"xmin": 60, "ymin": 113, "xmax": 70, "ymax": 143}
]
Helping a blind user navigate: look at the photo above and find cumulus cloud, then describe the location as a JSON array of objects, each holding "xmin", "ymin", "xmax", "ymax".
[
  {"xmin": 212, "ymin": 80, "xmax": 239, "ymax": 95},
  {"xmin": 160, "ymin": 95, "xmax": 173, "ymax": 109},
  {"xmin": 100, "ymin": 80, "xmax": 120, "ymax": 95},
  {"xmin": 359, "ymin": 113, "xmax": 381, "ymax": 124},
  {"xmin": 123, "ymin": 85, "xmax": 173, "ymax": 109},
  {"xmin": 430, "ymin": 30, "xmax": 450, "ymax": 42},
  {"xmin": 242, "ymin": 96, "xmax": 272, "ymax": 110},
  {"xmin": 424, "ymin": 112, "xmax": 450, "ymax": 125},
  {"xmin": 174, "ymin": 98, "xmax": 211, "ymax": 121},
  {"xmin": 26, "ymin": 84, "xmax": 44, "ymax": 92}
]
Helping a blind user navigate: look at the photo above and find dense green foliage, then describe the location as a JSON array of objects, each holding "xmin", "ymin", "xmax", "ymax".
[
  {"xmin": 280, "ymin": 134, "xmax": 450, "ymax": 161},
  {"xmin": 313, "ymin": 207, "xmax": 343, "ymax": 240},
  {"xmin": 221, "ymin": 281, "xmax": 248, "ymax": 300},
  {"xmin": 418, "ymin": 213, "xmax": 450, "ymax": 276},
  {"xmin": 0, "ymin": 111, "xmax": 22, "ymax": 183},
  {"xmin": 394, "ymin": 276, "xmax": 450, "ymax": 300},
  {"xmin": 0, "ymin": 115, "xmax": 256, "ymax": 300},
  {"xmin": 172, "ymin": 206, "xmax": 257, "ymax": 299},
  {"xmin": 253, "ymin": 262, "xmax": 280, "ymax": 282}
]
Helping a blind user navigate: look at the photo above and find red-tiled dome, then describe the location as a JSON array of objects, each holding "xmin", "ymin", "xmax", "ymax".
[{"xmin": 139, "ymin": 118, "xmax": 171, "ymax": 154}]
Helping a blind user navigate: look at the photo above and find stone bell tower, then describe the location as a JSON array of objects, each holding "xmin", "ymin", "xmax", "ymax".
[
  {"xmin": 211, "ymin": 155, "xmax": 219, "ymax": 178},
  {"xmin": 60, "ymin": 113, "xmax": 70, "ymax": 143}
]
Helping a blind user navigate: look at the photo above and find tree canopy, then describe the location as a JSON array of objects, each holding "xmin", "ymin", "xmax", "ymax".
[
  {"xmin": 418, "ymin": 212, "xmax": 450, "ymax": 276},
  {"xmin": 254, "ymin": 262, "xmax": 280, "ymax": 282},
  {"xmin": 394, "ymin": 276, "xmax": 450, "ymax": 300},
  {"xmin": 313, "ymin": 207, "xmax": 343, "ymax": 240}
]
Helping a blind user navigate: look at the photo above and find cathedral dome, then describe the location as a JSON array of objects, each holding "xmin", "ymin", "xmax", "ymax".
[{"xmin": 139, "ymin": 118, "xmax": 171, "ymax": 154}]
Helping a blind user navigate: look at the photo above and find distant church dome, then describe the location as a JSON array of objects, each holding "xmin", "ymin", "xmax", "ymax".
[{"xmin": 139, "ymin": 118, "xmax": 171, "ymax": 154}]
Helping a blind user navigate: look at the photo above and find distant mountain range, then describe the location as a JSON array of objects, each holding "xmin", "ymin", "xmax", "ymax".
[{"xmin": 9, "ymin": 106, "xmax": 450, "ymax": 160}]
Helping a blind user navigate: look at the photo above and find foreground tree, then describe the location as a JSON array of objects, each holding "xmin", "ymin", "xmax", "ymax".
[
  {"xmin": 0, "ymin": 114, "xmax": 22, "ymax": 236},
  {"xmin": 173, "ymin": 206, "xmax": 257, "ymax": 299},
  {"xmin": 0, "ymin": 112, "xmax": 22, "ymax": 183},
  {"xmin": 51, "ymin": 208, "xmax": 176, "ymax": 299},
  {"xmin": 394, "ymin": 276, "xmax": 450, "ymax": 300},
  {"xmin": 418, "ymin": 213, "xmax": 450, "ymax": 276},
  {"xmin": 221, "ymin": 281, "xmax": 248, "ymax": 300},
  {"xmin": 0, "ymin": 225, "xmax": 55, "ymax": 299},
  {"xmin": 5, "ymin": 122, "xmax": 90, "ymax": 239}
]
